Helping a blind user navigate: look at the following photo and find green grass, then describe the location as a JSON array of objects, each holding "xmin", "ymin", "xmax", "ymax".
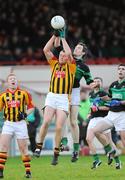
[{"xmin": 4, "ymin": 155, "xmax": 125, "ymax": 180}]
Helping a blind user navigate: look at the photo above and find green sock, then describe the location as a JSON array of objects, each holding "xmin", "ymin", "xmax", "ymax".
[
  {"xmin": 114, "ymin": 156, "xmax": 120, "ymax": 163},
  {"xmin": 61, "ymin": 137, "xmax": 68, "ymax": 146},
  {"xmin": 104, "ymin": 144, "xmax": 112, "ymax": 154},
  {"xmin": 73, "ymin": 143, "xmax": 79, "ymax": 152},
  {"xmin": 93, "ymin": 154, "xmax": 99, "ymax": 161}
]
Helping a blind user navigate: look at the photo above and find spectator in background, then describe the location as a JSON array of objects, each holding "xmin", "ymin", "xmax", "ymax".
[
  {"xmin": 89, "ymin": 39, "xmax": 100, "ymax": 58},
  {"xmin": 109, "ymin": 40, "xmax": 124, "ymax": 58},
  {"xmin": 0, "ymin": 0, "xmax": 125, "ymax": 64},
  {"xmin": 27, "ymin": 107, "xmax": 41, "ymax": 154}
]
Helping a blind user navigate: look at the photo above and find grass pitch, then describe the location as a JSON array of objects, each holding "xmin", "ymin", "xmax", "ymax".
[{"xmin": 4, "ymin": 155, "xmax": 125, "ymax": 180}]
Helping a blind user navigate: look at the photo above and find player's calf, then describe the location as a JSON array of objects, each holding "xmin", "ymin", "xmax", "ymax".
[{"xmin": 51, "ymin": 147, "xmax": 60, "ymax": 165}]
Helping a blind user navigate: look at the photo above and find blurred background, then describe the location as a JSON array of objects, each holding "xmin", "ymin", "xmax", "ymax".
[
  {"xmin": 0, "ymin": 0, "xmax": 125, "ymax": 155},
  {"xmin": 0, "ymin": 0, "xmax": 125, "ymax": 65}
]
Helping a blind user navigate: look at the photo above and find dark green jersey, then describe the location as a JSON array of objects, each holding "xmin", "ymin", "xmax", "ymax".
[
  {"xmin": 109, "ymin": 80, "xmax": 125, "ymax": 112},
  {"xmin": 89, "ymin": 88, "xmax": 109, "ymax": 118},
  {"xmin": 73, "ymin": 59, "xmax": 93, "ymax": 88}
]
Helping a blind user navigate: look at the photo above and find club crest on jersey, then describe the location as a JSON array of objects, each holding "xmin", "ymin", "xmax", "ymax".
[
  {"xmin": 55, "ymin": 71, "xmax": 65, "ymax": 78},
  {"xmin": 8, "ymin": 100, "xmax": 20, "ymax": 108}
]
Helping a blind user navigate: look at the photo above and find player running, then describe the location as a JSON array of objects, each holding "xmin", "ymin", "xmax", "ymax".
[{"xmin": 86, "ymin": 77, "xmax": 121, "ymax": 169}]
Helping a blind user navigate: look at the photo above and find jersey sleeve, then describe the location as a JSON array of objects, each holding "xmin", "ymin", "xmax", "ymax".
[
  {"xmin": 69, "ymin": 59, "xmax": 76, "ymax": 74},
  {"xmin": 48, "ymin": 56, "xmax": 58, "ymax": 71},
  {"xmin": 0, "ymin": 94, "xmax": 4, "ymax": 111},
  {"xmin": 82, "ymin": 64, "xmax": 93, "ymax": 85},
  {"xmin": 24, "ymin": 91, "xmax": 35, "ymax": 109}
]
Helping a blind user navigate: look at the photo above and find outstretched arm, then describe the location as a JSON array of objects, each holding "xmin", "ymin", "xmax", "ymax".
[
  {"xmin": 61, "ymin": 37, "xmax": 73, "ymax": 62},
  {"xmin": 43, "ymin": 35, "xmax": 56, "ymax": 61}
]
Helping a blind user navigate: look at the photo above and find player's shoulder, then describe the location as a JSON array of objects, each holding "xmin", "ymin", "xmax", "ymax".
[
  {"xmin": 77, "ymin": 61, "xmax": 90, "ymax": 71},
  {"xmin": 109, "ymin": 81, "xmax": 118, "ymax": 87},
  {"xmin": 48, "ymin": 56, "xmax": 58, "ymax": 63},
  {"xmin": 0, "ymin": 91, "xmax": 6, "ymax": 97},
  {"xmin": 18, "ymin": 88, "xmax": 30, "ymax": 95}
]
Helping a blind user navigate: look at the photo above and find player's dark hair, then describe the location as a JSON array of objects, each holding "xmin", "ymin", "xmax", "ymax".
[
  {"xmin": 77, "ymin": 41, "xmax": 88, "ymax": 61},
  {"xmin": 78, "ymin": 42, "xmax": 88, "ymax": 53},
  {"xmin": 118, "ymin": 64, "xmax": 125, "ymax": 67},
  {"xmin": 94, "ymin": 77, "xmax": 103, "ymax": 83}
]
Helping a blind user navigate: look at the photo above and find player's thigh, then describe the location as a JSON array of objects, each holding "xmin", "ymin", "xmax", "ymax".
[
  {"xmin": 2, "ymin": 121, "xmax": 14, "ymax": 136},
  {"xmin": 43, "ymin": 106, "xmax": 55, "ymax": 123},
  {"xmin": 56, "ymin": 109, "xmax": 67, "ymax": 128},
  {"xmin": 0, "ymin": 134, "xmax": 12, "ymax": 151},
  {"xmin": 93, "ymin": 119, "xmax": 112, "ymax": 133},
  {"xmin": 15, "ymin": 121, "xmax": 28, "ymax": 139},
  {"xmin": 86, "ymin": 128, "xmax": 95, "ymax": 141},
  {"xmin": 70, "ymin": 88, "xmax": 80, "ymax": 106},
  {"xmin": 70, "ymin": 105, "xmax": 79, "ymax": 122},
  {"xmin": 87, "ymin": 117, "xmax": 99, "ymax": 130},
  {"xmin": 114, "ymin": 112, "xmax": 125, "ymax": 132}
]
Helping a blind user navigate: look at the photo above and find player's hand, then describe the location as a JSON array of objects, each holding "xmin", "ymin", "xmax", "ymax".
[
  {"xmin": 93, "ymin": 97, "xmax": 101, "ymax": 106},
  {"xmin": 91, "ymin": 105, "xmax": 99, "ymax": 112},
  {"xmin": 89, "ymin": 82, "xmax": 98, "ymax": 89},
  {"xmin": 58, "ymin": 26, "xmax": 66, "ymax": 38},
  {"xmin": 18, "ymin": 111, "xmax": 27, "ymax": 120},
  {"xmin": 53, "ymin": 29, "xmax": 60, "ymax": 37},
  {"xmin": 109, "ymin": 100, "xmax": 121, "ymax": 107}
]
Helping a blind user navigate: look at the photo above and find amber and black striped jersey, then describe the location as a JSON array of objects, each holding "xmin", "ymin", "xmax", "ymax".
[
  {"xmin": 48, "ymin": 57, "xmax": 76, "ymax": 94},
  {"xmin": 0, "ymin": 87, "xmax": 34, "ymax": 122},
  {"xmin": 52, "ymin": 47, "xmax": 93, "ymax": 88}
]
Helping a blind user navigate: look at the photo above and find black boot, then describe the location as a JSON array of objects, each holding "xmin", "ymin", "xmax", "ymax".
[{"xmin": 0, "ymin": 170, "xmax": 3, "ymax": 179}]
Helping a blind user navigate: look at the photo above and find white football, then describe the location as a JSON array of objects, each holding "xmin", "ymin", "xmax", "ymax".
[{"xmin": 51, "ymin": 15, "xmax": 65, "ymax": 29}]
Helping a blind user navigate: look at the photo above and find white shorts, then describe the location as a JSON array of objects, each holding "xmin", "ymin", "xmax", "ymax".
[
  {"xmin": 88, "ymin": 117, "xmax": 111, "ymax": 134},
  {"xmin": 70, "ymin": 88, "xmax": 80, "ymax": 105},
  {"xmin": 2, "ymin": 120, "xmax": 28, "ymax": 139},
  {"xmin": 45, "ymin": 92, "xmax": 69, "ymax": 112},
  {"xmin": 103, "ymin": 111, "xmax": 125, "ymax": 132}
]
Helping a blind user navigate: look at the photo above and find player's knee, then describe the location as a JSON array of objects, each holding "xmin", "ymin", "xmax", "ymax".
[
  {"xmin": 86, "ymin": 130, "xmax": 94, "ymax": 144},
  {"xmin": 56, "ymin": 126, "xmax": 62, "ymax": 133},
  {"xmin": 42, "ymin": 120, "xmax": 50, "ymax": 128},
  {"xmin": 70, "ymin": 121, "xmax": 77, "ymax": 128},
  {"xmin": 20, "ymin": 145, "xmax": 28, "ymax": 155},
  {"xmin": 86, "ymin": 135, "xmax": 91, "ymax": 144},
  {"xmin": 0, "ymin": 143, "xmax": 8, "ymax": 152}
]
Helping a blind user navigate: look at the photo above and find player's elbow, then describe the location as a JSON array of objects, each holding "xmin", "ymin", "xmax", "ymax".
[{"xmin": 43, "ymin": 47, "xmax": 48, "ymax": 54}]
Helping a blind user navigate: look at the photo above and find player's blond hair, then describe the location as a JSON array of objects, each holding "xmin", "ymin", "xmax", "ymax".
[{"xmin": 7, "ymin": 73, "xmax": 16, "ymax": 81}]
